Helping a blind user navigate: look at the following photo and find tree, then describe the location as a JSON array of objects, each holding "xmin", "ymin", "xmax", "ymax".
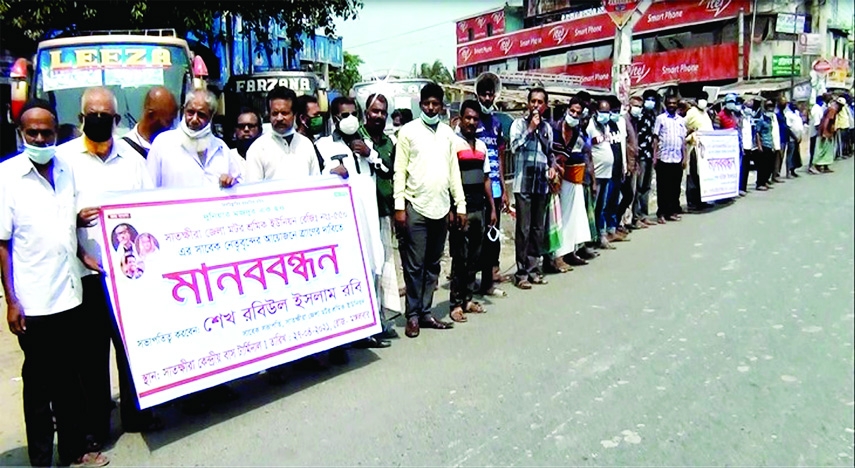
[
  {"xmin": 413, "ymin": 60, "xmax": 453, "ymax": 84},
  {"xmin": 0, "ymin": 0, "xmax": 362, "ymax": 56},
  {"xmin": 330, "ymin": 51, "xmax": 363, "ymax": 94}
]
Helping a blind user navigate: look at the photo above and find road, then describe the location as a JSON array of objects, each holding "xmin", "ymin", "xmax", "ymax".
[{"xmin": 1, "ymin": 160, "xmax": 853, "ymax": 466}]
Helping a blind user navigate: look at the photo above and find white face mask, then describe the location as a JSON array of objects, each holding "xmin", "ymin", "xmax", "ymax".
[
  {"xmin": 23, "ymin": 142, "xmax": 56, "ymax": 165},
  {"xmin": 421, "ymin": 112, "xmax": 440, "ymax": 125},
  {"xmin": 337, "ymin": 115, "xmax": 360, "ymax": 135},
  {"xmin": 630, "ymin": 106, "xmax": 642, "ymax": 118},
  {"xmin": 698, "ymin": 99, "xmax": 708, "ymax": 110},
  {"xmin": 479, "ymin": 102, "xmax": 494, "ymax": 115},
  {"xmin": 564, "ymin": 113, "xmax": 579, "ymax": 127},
  {"xmin": 179, "ymin": 118, "xmax": 213, "ymax": 154}
]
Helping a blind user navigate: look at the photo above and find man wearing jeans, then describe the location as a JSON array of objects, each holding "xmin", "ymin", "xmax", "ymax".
[
  {"xmin": 653, "ymin": 96, "xmax": 687, "ymax": 224},
  {"xmin": 509, "ymin": 87, "xmax": 555, "ymax": 289},
  {"xmin": 631, "ymin": 92, "xmax": 657, "ymax": 227},
  {"xmin": 394, "ymin": 82, "xmax": 467, "ymax": 338}
]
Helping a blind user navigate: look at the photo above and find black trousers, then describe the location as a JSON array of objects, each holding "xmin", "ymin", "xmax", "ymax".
[
  {"xmin": 450, "ymin": 209, "xmax": 484, "ymax": 308},
  {"xmin": 755, "ymin": 147, "xmax": 774, "ymax": 187},
  {"xmin": 514, "ymin": 193, "xmax": 547, "ymax": 282},
  {"xmin": 809, "ymin": 133, "xmax": 818, "ymax": 167},
  {"xmin": 616, "ymin": 175, "xmax": 635, "ymax": 225},
  {"xmin": 655, "ymin": 161, "xmax": 683, "ymax": 218},
  {"xmin": 18, "ymin": 306, "xmax": 88, "ymax": 466},
  {"xmin": 81, "ymin": 275, "xmax": 152, "ymax": 440},
  {"xmin": 479, "ymin": 196, "xmax": 502, "ymax": 293},
  {"xmin": 633, "ymin": 159, "xmax": 653, "ymax": 222},
  {"xmin": 740, "ymin": 149, "xmax": 752, "ymax": 192},
  {"xmin": 397, "ymin": 202, "xmax": 448, "ymax": 319},
  {"xmin": 686, "ymin": 150, "xmax": 702, "ymax": 207}
]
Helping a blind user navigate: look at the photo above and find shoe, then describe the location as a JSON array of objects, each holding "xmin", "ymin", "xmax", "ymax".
[
  {"xmin": 738, "ymin": 190, "xmax": 747, "ymax": 197},
  {"xmin": 791, "ymin": 171, "xmax": 800, "ymax": 178},
  {"xmin": 577, "ymin": 246, "xmax": 599, "ymax": 259},
  {"xmin": 352, "ymin": 336, "xmax": 391, "ymax": 349},
  {"xmin": 564, "ymin": 253, "xmax": 589, "ymax": 266},
  {"xmin": 515, "ymin": 279, "xmax": 532, "ymax": 290},
  {"xmin": 807, "ymin": 167, "xmax": 819, "ymax": 174},
  {"xmin": 418, "ymin": 315, "xmax": 454, "ymax": 330},
  {"xmin": 405, "ymin": 317, "xmax": 420, "ymax": 338},
  {"xmin": 530, "ymin": 275, "xmax": 548, "ymax": 285}
]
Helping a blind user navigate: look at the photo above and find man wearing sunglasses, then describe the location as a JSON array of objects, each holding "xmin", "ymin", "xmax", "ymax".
[
  {"xmin": 57, "ymin": 86, "xmax": 156, "ymax": 447},
  {"xmin": 230, "ymin": 106, "xmax": 263, "ymax": 174}
]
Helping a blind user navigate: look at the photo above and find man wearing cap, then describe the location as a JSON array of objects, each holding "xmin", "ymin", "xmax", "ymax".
[{"xmin": 1, "ymin": 99, "xmax": 108, "ymax": 467}]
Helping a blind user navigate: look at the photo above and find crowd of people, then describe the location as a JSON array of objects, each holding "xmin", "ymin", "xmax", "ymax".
[{"xmin": 1, "ymin": 76, "xmax": 852, "ymax": 467}]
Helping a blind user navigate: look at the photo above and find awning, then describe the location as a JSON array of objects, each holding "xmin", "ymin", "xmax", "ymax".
[{"xmin": 717, "ymin": 77, "xmax": 811, "ymax": 96}]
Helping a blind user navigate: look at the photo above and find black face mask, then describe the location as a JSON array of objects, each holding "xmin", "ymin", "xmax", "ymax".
[
  {"xmin": 83, "ymin": 113, "xmax": 115, "ymax": 143},
  {"xmin": 234, "ymin": 136, "xmax": 257, "ymax": 158}
]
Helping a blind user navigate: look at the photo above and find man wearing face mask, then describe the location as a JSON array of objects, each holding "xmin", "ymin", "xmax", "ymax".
[
  {"xmin": 122, "ymin": 86, "xmax": 178, "ymax": 158},
  {"xmin": 587, "ymin": 98, "xmax": 617, "ymax": 249},
  {"xmin": 1, "ymin": 99, "xmax": 109, "ymax": 468},
  {"xmin": 245, "ymin": 86, "xmax": 319, "ymax": 182},
  {"xmin": 147, "ymin": 89, "xmax": 242, "ymax": 189},
  {"xmin": 738, "ymin": 97, "xmax": 758, "ymax": 195},
  {"xmin": 295, "ymin": 94, "xmax": 324, "ymax": 141},
  {"xmin": 58, "ymin": 87, "xmax": 156, "ymax": 445},
  {"xmin": 231, "ymin": 107, "xmax": 262, "ymax": 157},
  {"xmin": 473, "ymin": 73, "xmax": 510, "ymax": 297},
  {"xmin": 394, "ymin": 82, "xmax": 466, "ymax": 338},
  {"xmin": 315, "ymin": 96, "xmax": 386, "ymax": 346},
  {"xmin": 628, "ymin": 95, "xmax": 655, "ymax": 228},
  {"xmin": 653, "ymin": 95, "xmax": 687, "ymax": 223},
  {"xmin": 608, "ymin": 95, "xmax": 636, "ymax": 237},
  {"xmin": 684, "ymin": 92, "xmax": 714, "ymax": 212}
]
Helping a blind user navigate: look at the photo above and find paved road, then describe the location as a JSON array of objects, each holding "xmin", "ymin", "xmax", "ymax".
[{"xmin": 1, "ymin": 160, "xmax": 853, "ymax": 466}]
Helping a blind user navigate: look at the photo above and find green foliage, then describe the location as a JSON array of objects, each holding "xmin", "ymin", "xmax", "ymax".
[
  {"xmin": 414, "ymin": 60, "xmax": 453, "ymax": 84},
  {"xmin": 330, "ymin": 51, "xmax": 363, "ymax": 94},
  {"xmin": 0, "ymin": 0, "xmax": 362, "ymax": 55}
]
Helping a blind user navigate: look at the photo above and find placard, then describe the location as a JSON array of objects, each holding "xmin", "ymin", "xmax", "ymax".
[
  {"xmin": 696, "ymin": 130, "xmax": 741, "ymax": 202},
  {"xmin": 97, "ymin": 178, "xmax": 380, "ymax": 409}
]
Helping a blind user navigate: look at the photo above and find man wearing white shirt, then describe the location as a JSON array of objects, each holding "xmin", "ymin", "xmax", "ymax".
[
  {"xmin": 146, "ymin": 89, "xmax": 242, "ymax": 189},
  {"xmin": 1, "ymin": 99, "xmax": 107, "ymax": 468},
  {"xmin": 121, "ymin": 86, "xmax": 178, "ymax": 158},
  {"xmin": 59, "ymin": 87, "xmax": 158, "ymax": 444},
  {"xmin": 246, "ymin": 86, "xmax": 319, "ymax": 182},
  {"xmin": 784, "ymin": 103, "xmax": 804, "ymax": 178},
  {"xmin": 229, "ymin": 106, "xmax": 263, "ymax": 174}
]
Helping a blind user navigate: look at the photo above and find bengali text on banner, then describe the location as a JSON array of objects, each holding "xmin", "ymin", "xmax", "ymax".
[
  {"xmin": 97, "ymin": 177, "xmax": 380, "ymax": 409},
  {"xmin": 696, "ymin": 130, "xmax": 741, "ymax": 202}
]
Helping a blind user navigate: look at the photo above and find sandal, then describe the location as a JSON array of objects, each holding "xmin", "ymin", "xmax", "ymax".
[
  {"xmin": 515, "ymin": 280, "xmax": 532, "ymax": 290},
  {"xmin": 465, "ymin": 301, "xmax": 486, "ymax": 313},
  {"xmin": 449, "ymin": 307, "xmax": 467, "ymax": 323},
  {"xmin": 481, "ymin": 286, "xmax": 507, "ymax": 298},
  {"xmin": 71, "ymin": 452, "xmax": 109, "ymax": 468},
  {"xmin": 530, "ymin": 275, "xmax": 548, "ymax": 285},
  {"xmin": 492, "ymin": 273, "xmax": 512, "ymax": 284}
]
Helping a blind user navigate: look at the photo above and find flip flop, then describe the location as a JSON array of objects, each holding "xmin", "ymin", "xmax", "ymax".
[
  {"xmin": 465, "ymin": 301, "xmax": 486, "ymax": 313},
  {"xmin": 70, "ymin": 452, "xmax": 109, "ymax": 468},
  {"xmin": 449, "ymin": 307, "xmax": 467, "ymax": 323}
]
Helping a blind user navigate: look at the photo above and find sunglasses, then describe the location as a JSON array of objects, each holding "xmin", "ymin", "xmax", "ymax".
[
  {"xmin": 338, "ymin": 112, "xmax": 355, "ymax": 119},
  {"xmin": 236, "ymin": 123, "xmax": 259, "ymax": 129}
]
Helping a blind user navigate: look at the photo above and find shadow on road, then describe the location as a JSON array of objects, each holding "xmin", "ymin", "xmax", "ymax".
[
  {"xmin": 137, "ymin": 349, "xmax": 382, "ymax": 451},
  {"xmin": 0, "ymin": 445, "xmax": 28, "ymax": 467}
]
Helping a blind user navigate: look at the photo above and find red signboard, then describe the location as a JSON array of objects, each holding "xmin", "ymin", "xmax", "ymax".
[
  {"xmin": 812, "ymin": 58, "xmax": 832, "ymax": 74},
  {"xmin": 635, "ymin": 0, "xmax": 750, "ymax": 34},
  {"xmin": 541, "ymin": 43, "xmax": 740, "ymax": 89},
  {"xmin": 457, "ymin": 9, "xmax": 506, "ymax": 44},
  {"xmin": 457, "ymin": 13, "xmax": 615, "ymax": 66},
  {"xmin": 603, "ymin": 0, "xmax": 640, "ymax": 28},
  {"xmin": 457, "ymin": 0, "xmax": 750, "ymax": 67}
]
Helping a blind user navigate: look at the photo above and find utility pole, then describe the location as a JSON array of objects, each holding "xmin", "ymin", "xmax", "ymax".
[
  {"xmin": 609, "ymin": 0, "xmax": 653, "ymax": 109},
  {"xmin": 790, "ymin": 4, "xmax": 800, "ymax": 101}
]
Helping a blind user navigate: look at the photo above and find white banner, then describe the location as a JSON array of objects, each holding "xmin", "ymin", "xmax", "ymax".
[
  {"xmin": 696, "ymin": 130, "xmax": 741, "ymax": 202},
  {"xmin": 97, "ymin": 177, "xmax": 380, "ymax": 409}
]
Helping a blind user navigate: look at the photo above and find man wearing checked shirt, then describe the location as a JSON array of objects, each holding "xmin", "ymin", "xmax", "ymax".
[{"xmin": 653, "ymin": 95, "xmax": 687, "ymax": 224}]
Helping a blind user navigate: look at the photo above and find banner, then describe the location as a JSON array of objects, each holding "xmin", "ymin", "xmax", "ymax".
[
  {"xmin": 696, "ymin": 130, "xmax": 741, "ymax": 202},
  {"xmin": 772, "ymin": 55, "xmax": 801, "ymax": 76},
  {"xmin": 457, "ymin": 9, "xmax": 506, "ymax": 44},
  {"xmin": 603, "ymin": 0, "xmax": 639, "ymax": 28},
  {"xmin": 98, "ymin": 178, "xmax": 380, "ymax": 409}
]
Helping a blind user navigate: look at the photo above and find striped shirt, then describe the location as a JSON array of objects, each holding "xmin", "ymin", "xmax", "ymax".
[
  {"xmin": 653, "ymin": 112, "xmax": 686, "ymax": 163},
  {"xmin": 510, "ymin": 117, "xmax": 554, "ymax": 195},
  {"xmin": 453, "ymin": 134, "xmax": 491, "ymax": 212}
]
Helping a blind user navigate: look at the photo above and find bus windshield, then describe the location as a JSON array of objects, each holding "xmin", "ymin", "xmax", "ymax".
[
  {"xmin": 33, "ymin": 43, "xmax": 191, "ymax": 131},
  {"xmin": 353, "ymin": 79, "xmax": 431, "ymax": 131}
]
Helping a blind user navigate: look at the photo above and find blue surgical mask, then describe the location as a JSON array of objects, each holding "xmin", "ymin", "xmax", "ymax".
[
  {"xmin": 596, "ymin": 113, "xmax": 610, "ymax": 124},
  {"xmin": 610, "ymin": 112, "xmax": 620, "ymax": 122},
  {"xmin": 564, "ymin": 114, "xmax": 579, "ymax": 127},
  {"xmin": 23, "ymin": 142, "xmax": 56, "ymax": 165},
  {"xmin": 582, "ymin": 108, "xmax": 590, "ymax": 118},
  {"xmin": 725, "ymin": 102, "xmax": 738, "ymax": 111},
  {"xmin": 421, "ymin": 112, "xmax": 440, "ymax": 125},
  {"xmin": 643, "ymin": 100, "xmax": 655, "ymax": 110},
  {"xmin": 736, "ymin": 104, "xmax": 743, "ymax": 113}
]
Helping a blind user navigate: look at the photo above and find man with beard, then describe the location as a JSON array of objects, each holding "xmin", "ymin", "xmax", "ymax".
[
  {"xmin": 1, "ymin": 99, "xmax": 108, "ymax": 468},
  {"xmin": 394, "ymin": 82, "xmax": 466, "ymax": 338},
  {"xmin": 246, "ymin": 86, "xmax": 319, "ymax": 182},
  {"xmin": 231, "ymin": 106, "xmax": 262, "ymax": 158},
  {"xmin": 58, "ymin": 87, "xmax": 157, "ymax": 446},
  {"xmin": 362, "ymin": 93, "xmax": 402, "ymax": 342},
  {"xmin": 473, "ymin": 73, "xmax": 510, "ymax": 297},
  {"xmin": 147, "ymin": 88, "xmax": 242, "ymax": 189},
  {"xmin": 448, "ymin": 100, "xmax": 496, "ymax": 323},
  {"xmin": 315, "ymin": 96, "xmax": 388, "ymax": 347},
  {"xmin": 122, "ymin": 86, "xmax": 178, "ymax": 158}
]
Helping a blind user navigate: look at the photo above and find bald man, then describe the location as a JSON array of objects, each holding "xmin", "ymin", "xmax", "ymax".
[
  {"xmin": 123, "ymin": 85, "xmax": 178, "ymax": 158},
  {"xmin": 57, "ymin": 86, "xmax": 156, "ymax": 444}
]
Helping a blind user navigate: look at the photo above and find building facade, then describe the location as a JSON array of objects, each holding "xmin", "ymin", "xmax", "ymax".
[{"xmin": 456, "ymin": 0, "xmax": 854, "ymax": 95}]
